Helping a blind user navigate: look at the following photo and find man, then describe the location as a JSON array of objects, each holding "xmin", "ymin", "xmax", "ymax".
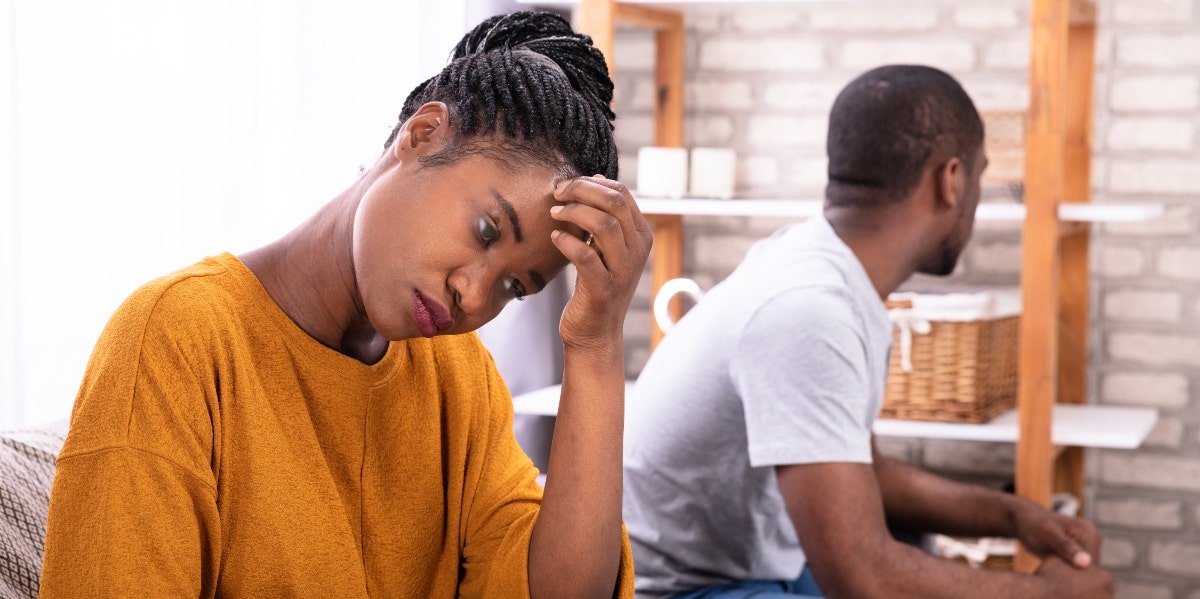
[{"xmin": 622, "ymin": 65, "xmax": 1113, "ymax": 599}]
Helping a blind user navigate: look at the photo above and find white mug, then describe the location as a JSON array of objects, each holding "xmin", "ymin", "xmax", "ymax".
[{"xmin": 652, "ymin": 278, "xmax": 706, "ymax": 333}]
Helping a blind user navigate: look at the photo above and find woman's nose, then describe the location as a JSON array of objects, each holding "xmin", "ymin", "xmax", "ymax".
[{"xmin": 448, "ymin": 264, "xmax": 503, "ymax": 317}]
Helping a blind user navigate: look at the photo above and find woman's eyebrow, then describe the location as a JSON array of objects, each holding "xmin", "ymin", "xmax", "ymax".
[{"xmin": 490, "ymin": 189, "xmax": 524, "ymax": 243}]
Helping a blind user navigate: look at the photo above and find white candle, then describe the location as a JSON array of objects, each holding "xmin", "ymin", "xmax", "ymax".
[
  {"xmin": 636, "ymin": 146, "xmax": 689, "ymax": 199},
  {"xmin": 689, "ymin": 147, "xmax": 737, "ymax": 199}
]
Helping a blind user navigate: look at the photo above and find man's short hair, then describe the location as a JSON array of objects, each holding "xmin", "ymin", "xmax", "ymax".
[{"xmin": 826, "ymin": 65, "xmax": 984, "ymax": 206}]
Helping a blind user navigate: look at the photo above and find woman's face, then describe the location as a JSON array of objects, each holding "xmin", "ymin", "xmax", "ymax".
[{"xmin": 352, "ymin": 149, "xmax": 574, "ymax": 341}]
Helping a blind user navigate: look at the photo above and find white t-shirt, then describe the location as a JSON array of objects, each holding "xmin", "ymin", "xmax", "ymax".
[{"xmin": 623, "ymin": 217, "xmax": 893, "ymax": 596}]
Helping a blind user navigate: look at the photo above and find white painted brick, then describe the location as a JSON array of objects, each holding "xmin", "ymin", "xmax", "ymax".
[
  {"xmin": 694, "ymin": 234, "xmax": 759, "ymax": 274},
  {"xmin": 686, "ymin": 80, "xmax": 754, "ymax": 112},
  {"xmin": 738, "ymin": 155, "xmax": 781, "ymax": 190},
  {"xmin": 1107, "ymin": 117, "xmax": 1195, "ymax": 152},
  {"xmin": 1148, "ymin": 541, "xmax": 1200, "ymax": 578},
  {"xmin": 969, "ymin": 241, "xmax": 1022, "ymax": 274},
  {"xmin": 1109, "ymin": 332, "xmax": 1200, "ymax": 367},
  {"xmin": 983, "ymin": 36, "xmax": 1030, "ymax": 70},
  {"xmin": 1101, "ymin": 453, "xmax": 1200, "ymax": 491},
  {"xmin": 699, "ymin": 38, "xmax": 825, "ymax": 72},
  {"xmin": 1159, "ymin": 246, "xmax": 1200, "ymax": 281},
  {"xmin": 958, "ymin": 77, "xmax": 1029, "ymax": 111},
  {"xmin": 1100, "ymin": 537, "xmax": 1138, "ymax": 569},
  {"xmin": 1111, "ymin": 160, "xmax": 1200, "ymax": 195},
  {"xmin": 612, "ymin": 35, "xmax": 656, "ymax": 72},
  {"xmin": 746, "ymin": 116, "xmax": 827, "ymax": 148},
  {"xmin": 840, "ymin": 40, "xmax": 976, "ymax": 71},
  {"xmin": 1105, "ymin": 205, "xmax": 1196, "ymax": 238},
  {"xmin": 953, "ymin": 4, "xmax": 1020, "ymax": 31},
  {"xmin": 622, "ymin": 306, "xmax": 652, "ymax": 341},
  {"xmin": 1116, "ymin": 584, "xmax": 1173, "ymax": 599},
  {"xmin": 618, "ymin": 152, "xmax": 639, "ymax": 190},
  {"xmin": 875, "ymin": 437, "xmax": 915, "ymax": 462},
  {"xmin": 1097, "ymin": 498, "xmax": 1183, "ymax": 529},
  {"xmin": 810, "ymin": 5, "xmax": 939, "ymax": 32},
  {"xmin": 1113, "ymin": 0, "xmax": 1194, "ymax": 25},
  {"xmin": 1111, "ymin": 75, "xmax": 1200, "ymax": 112},
  {"xmin": 1103, "ymin": 289, "xmax": 1182, "ymax": 323},
  {"xmin": 626, "ymin": 342, "xmax": 651, "ymax": 378},
  {"xmin": 1096, "ymin": 245, "xmax": 1146, "ymax": 278},
  {"xmin": 1144, "ymin": 417, "xmax": 1186, "ymax": 449},
  {"xmin": 685, "ymin": 8, "xmax": 723, "ymax": 35},
  {"xmin": 761, "ymin": 80, "xmax": 845, "ymax": 112},
  {"xmin": 614, "ymin": 115, "xmax": 654, "ymax": 150},
  {"xmin": 1118, "ymin": 35, "xmax": 1200, "ymax": 68},
  {"xmin": 923, "ymin": 441, "xmax": 1014, "ymax": 476},
  {"xmin": 730, "ymin": 8, "xmax": 804, "ymax": 34},
  {"xmin": 1101, "ymin": 372, "xmax": 1190, "ymax": 408},
  {"xmin": 782, "ymin": 156, "xmax": 828, "ymax": 191},
  {"xmin": 685, "ymin": 115, "xmax": 735, "ymax": 146}
]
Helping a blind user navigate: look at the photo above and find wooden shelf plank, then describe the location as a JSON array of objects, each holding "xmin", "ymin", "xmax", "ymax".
[
  {"xmin": 636, "ymin": 198, "xmax": 1165, "ymax": 223},
  {"xmin": 514, "ymin": 383, "xmax": 1159, "ymax": 450}
]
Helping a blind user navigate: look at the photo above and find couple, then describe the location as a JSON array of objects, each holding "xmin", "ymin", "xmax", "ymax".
[{"xmin": 36, "ymin": 10, "xmax": 1109, "ymax": 599}]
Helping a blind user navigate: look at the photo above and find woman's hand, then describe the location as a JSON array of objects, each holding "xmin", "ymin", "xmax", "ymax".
[{"xmin": 550, "ymin": 175, "xmax": 653, "ymax": 350}]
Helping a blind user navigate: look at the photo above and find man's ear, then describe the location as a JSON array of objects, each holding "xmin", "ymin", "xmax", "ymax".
[
  {"xmin": 935, "ymin": 156, "xmax": 964, "ymax": 212},
  {"xmin": 392, "ymin": 102, "xmax": 450, "ymax": 161}
]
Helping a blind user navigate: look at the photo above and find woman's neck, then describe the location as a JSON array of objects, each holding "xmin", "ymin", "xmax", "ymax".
[{"xmin": 240, "ymin": 169, "xmax": 390, "ymax": 364}]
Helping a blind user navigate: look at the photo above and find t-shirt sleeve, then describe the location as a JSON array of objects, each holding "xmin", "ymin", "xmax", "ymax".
[
  {"xmin": 457, "ymin": 354, "xmax": 634, "ymax": 599},
  {"xmin": 40, "ymin": 288, "xmax": 222, "ymax": 598},
  {"xmin": 731, "ymin": 286, "xmax": 876, "ymax": 468}
]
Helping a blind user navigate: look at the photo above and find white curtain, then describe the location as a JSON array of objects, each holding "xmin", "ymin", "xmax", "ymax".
[{"xmin": 0, "ymin": 0, "xmax": 467, "ymax": 427}]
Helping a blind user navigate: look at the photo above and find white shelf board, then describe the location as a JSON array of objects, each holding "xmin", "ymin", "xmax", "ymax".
[
  {"xmin": 637, "ymin": 197, "xmax": 1165, "ymax": 223},
  {"xmin": 874, "ymin": 404, "xmax": 1158, "ymax": 450},
  {"xmin": 515, "ymin": 383, "xmax": 1158, "ymax": 450},
  {"xmin": 512, "ymin": 382, "xmax": 639, "ymax": 417}
]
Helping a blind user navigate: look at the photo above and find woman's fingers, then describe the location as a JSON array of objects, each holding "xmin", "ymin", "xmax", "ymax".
[{"xmin": 554, "ymin": 177, "xmax": 649, "ymax": 252}]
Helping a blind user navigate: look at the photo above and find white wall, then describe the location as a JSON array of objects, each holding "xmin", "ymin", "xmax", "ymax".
[{"xmin": 0, "ymin": 0, "xmax": 466, "ymax": 427}]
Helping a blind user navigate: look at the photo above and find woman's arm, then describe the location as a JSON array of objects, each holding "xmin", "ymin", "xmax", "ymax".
[{"xmin": 527, "ymin": 176, "xmax": 651, "ymax": 599}]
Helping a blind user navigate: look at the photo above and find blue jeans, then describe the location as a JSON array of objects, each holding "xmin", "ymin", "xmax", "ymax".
[{"xmin": 673, "ymin": 567, "xmax": 824, "ymax": 599}]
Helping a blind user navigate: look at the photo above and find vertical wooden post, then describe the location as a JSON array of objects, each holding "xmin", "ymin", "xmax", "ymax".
[
  {"xmin": 649, "ymin": 15, "xmax": 686, "ymax": 349},
  {"xmin": 1015, "ymin": 0, "xmax": 1071, "ymax": 574},
  {"xmin": 578, "ymin": 0, "xmax": 616, "ymax": 78},
  {"xmin": 1054, "ymin": 1, "xmax": 1097, "ymax": 513}
]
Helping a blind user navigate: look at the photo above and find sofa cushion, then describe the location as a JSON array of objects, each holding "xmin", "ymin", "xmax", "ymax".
[{"xmin": 0, "ymin": 422, "xmax": 67, "ymax": 599}]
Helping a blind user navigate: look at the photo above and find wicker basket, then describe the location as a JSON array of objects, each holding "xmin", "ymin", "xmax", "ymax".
[{"xmin": 880, "ymin": 295, "xmax": 1019, "ymax": 424}]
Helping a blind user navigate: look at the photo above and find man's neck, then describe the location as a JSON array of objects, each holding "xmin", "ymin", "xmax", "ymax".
[{"xmin": 823, "ymin": 204, "xmax": 922, "ymax": 300}]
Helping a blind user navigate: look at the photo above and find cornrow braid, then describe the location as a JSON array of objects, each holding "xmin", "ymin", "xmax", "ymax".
[{"xmin": 386, "ymin": 11, "xmax": 618, "ymax": 180}]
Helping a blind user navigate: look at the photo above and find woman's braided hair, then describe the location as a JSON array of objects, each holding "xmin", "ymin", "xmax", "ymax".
[{"xmin": 386, "ymin": 11, "xmax": 618, "ymax": 180}]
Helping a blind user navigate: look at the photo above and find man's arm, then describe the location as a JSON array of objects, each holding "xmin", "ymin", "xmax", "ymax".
[
  {"xmin": 871, "ymin": 437, "xmax": 1098, "ymax": 568},
  {"xmin": 776, "ymin": 461, "xmax": 1113, "ymax": 599}
]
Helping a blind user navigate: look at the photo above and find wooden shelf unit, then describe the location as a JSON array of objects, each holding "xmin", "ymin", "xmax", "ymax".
[{"xmin": 573, "ymin": 0, "xmax": 1146, "ymax": 573}]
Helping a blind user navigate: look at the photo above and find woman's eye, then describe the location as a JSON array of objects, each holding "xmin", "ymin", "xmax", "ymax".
[
  {"xmin": 478, "ymin": 217, "xmax": 499, "ymax": 247},
  {"xmin": 506, "ymin": 276, "xmax": 527, "ymax": 301}
]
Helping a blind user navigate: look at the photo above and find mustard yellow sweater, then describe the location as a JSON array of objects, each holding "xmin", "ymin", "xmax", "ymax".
[{"xmin": 40, "ymin": 253, "xmax": 633, "ymax": 598}]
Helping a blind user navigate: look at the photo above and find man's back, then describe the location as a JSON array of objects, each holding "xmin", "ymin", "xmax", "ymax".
[{"xmin": 623, "ymin": 217, "xmax": 892, "ymax": 595}]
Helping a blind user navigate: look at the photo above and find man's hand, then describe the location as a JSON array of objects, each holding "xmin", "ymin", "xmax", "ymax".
[
  {"xmin": 1010, "ymin": 500, "xmax": 1101, "ymax": 569},
  {"xmin": 1036, "ymin": 553, "xmax": 1114, "ymax": 599}
]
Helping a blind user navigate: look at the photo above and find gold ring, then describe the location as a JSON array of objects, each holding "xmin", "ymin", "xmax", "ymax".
[{"xmin": 583, "ymin": 232, "xmax": 595, "ymax": 246}]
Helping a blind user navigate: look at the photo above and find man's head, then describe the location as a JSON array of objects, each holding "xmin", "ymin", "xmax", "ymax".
[{"xmin": 825, "ymin": 65, "xmax": 986, "ymax": 276}]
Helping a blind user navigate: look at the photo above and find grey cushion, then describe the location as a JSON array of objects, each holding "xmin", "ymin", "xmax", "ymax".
[{"xmin": 0, "ymin": 421, "xmax": 67, "ymax": 599}]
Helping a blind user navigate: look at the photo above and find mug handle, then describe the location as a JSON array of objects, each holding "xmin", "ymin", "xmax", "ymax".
[{"xmin": 653, "ymin": 278, "xmax": 705, "ymax": 333}]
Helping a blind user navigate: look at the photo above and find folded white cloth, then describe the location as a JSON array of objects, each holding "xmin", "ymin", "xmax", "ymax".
[{"xmin": 889, "ymin": 288, "xmax": 1022, "ymax": 322}]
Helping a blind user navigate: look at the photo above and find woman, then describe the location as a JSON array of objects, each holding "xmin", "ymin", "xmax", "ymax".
[{"xmin": 39, "ymin": 11, "xmax": 649, "ymax": 598}]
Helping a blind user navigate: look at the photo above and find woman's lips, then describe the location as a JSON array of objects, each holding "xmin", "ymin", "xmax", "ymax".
[{"xmin": 413, "ymin": 291, "xmax": 453, "ymax": 337}]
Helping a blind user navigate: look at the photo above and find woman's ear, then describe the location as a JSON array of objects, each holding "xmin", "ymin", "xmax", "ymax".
[{"xmin": 392, "ymin": 102, "xmax": 450, "ymax": 161}]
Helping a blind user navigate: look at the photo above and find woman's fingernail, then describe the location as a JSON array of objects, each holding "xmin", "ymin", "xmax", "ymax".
[{"xmin": 550, "ymin": 205, "xmax": 563, "ymax": 215}]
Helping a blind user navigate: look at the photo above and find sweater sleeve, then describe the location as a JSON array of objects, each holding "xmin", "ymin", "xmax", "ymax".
[
  {"xmin": 40, "ymin": 285, "xmax": 222, "ymax": 599},
  {"xmin": 457, "ymin": 354, "xmax": 634, "ymax": 599}
]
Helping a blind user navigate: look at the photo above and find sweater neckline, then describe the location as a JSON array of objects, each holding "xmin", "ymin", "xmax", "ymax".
[{"xmin": 212, "ymin": 252, "xmax": 406, "ymax": 386}]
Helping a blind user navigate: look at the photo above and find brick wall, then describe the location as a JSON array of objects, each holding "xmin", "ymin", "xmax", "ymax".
[{"xmin": 610, "ymin": 0, "xmax": 1200, "ymax": 594}]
